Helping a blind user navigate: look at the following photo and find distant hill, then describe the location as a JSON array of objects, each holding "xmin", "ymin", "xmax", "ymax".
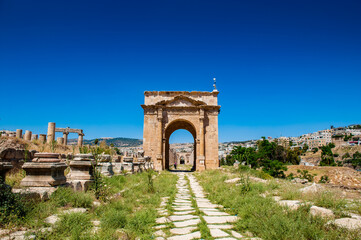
[{"xmin": 68, "ymin": 137, "xmax": 143, "ymax": 147}]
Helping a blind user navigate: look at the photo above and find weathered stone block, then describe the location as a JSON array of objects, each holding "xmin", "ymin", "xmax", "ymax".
[{"xmin": 20, "ymin": 153, "xmax": 67, "ymax": 187}]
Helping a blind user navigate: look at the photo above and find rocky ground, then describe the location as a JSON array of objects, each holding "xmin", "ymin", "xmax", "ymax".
[{"xmin": 285, "ymin": 165, "xmax": 361, "ymax": 190}]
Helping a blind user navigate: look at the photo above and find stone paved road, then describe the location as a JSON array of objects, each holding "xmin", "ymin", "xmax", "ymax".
[{"xmin": 154, "ymin": 173, "xmax": 258, "ymax": 240}]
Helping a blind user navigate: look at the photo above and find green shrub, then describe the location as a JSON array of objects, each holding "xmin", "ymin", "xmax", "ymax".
[
  {"xmin": 239, "ymin": 174, "xmax": 252, "ymax": 194},
  {"xmin": 51, "ymin": 187, "xmax": 93, "ymax": 208},
  {"xmin": 48, "ymin": 212, "xmax": 92, "ymax": 239},
  {"xmin": 296, "ymin": 169, "xmax": 316, "ymax": 182},
  {"xmin": 256, "ymin": 171, "xmax": 273, "ymax": 180},
  {"xmin": 0, "ymin": 181, "xmax": 26, "ymax": 227},
  {"xmin": 319, "ymin": 175, "xmax": 329, "ymax": 183},
  {"xmin": 262, "ymin": 159, "xmax": 287, "ymax": 178},
  {"xmin": 127, "ymin": 209, "xmax": 155, "ymax": 237},
  {"xmin": 101, "ymin": 209, "xmax": 127, "ymax": 229}
]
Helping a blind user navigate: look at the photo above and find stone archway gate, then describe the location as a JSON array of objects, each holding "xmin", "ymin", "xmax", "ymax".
[{"xmin": 141, "ymin": 91, "xmax": 220, "ymax": 171}]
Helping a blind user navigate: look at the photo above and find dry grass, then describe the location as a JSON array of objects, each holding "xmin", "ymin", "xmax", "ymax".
[{"xmin": 285, "ymin": 165, "xmax": 361, "ymax": 189}]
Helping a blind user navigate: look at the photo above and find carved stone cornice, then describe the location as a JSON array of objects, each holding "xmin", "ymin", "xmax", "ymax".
[{"xmin": 155, "ymin": 95, "xmax": 207, "ymax": 106}]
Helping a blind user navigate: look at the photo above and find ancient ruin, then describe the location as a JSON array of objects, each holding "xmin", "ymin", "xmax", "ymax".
[
  {"xmin": 0, "ymin": 160, "xmax": 12, "ymax": 183},
  {"xmin": 67, "ymin": 153, "xmax": 95, "ymax": 191},
  {"xmin": 47, "ymin": 122, "xmax": 84, "ymax": 146},
  {"xmin": 97, "ymin": 154, "xmax": 113, "ymax": 176},
  {"xmin": 20, "ymin": 153, "xmax": 67, "ymax": 187},
  {"xmin": 142, "ymin": 90, "xmax": 220, "ymax": 171}
]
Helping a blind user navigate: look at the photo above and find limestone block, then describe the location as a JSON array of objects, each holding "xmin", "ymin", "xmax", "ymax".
[
  {"xmin": 310, "ymin": 206, "xmax": 334, "ymax": 218},
  {"xmin": 300, "ymin": 183, "xmax": 324, "ymax": 194},
  {"xmin": 330, "ymin": 218, "xmax": 361, "ymax": 230},
  {"xmin": 20, "ymin": 153, "xmax": 67, "ymax": 187},
  {"xmin": 99, "ymin": 154, "xmax": 111, "ymax": 162},
  {"xmin": 0, "ymin": 161, "xmax": 12, "ymax": 183},
  {"xmin": 123, "ymin": 157, "xmax": 134, "ymax": 162},
  {"xmin": 97, "ymin": 162, "xmax": 113, "ymax": 176},
  {"xmin": 122, "ymin": 162, "xmax": 133, "ymax": 172},
  {"xmin": 112, "ymin": 162, "xmax": 123, "ymax": 174},
  {"xmin": 12, "ymin": 187, "xmax": 57, "ymax": 200}
]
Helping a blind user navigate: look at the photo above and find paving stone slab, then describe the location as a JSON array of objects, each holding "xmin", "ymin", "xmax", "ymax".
[
  {"xmin": 170, "ymin": 226, "xmax": 197, "ymax": 235},
  {"xmin": 154, "ymin": 225, "xmax": 166, "ymax": 229},
  {"xmin": 231, "ymin": 230, "xmax": 243, "ymax": 238},
  {"xmin": 156, "ymin": 217, "xmax": 170, "ymax": 224},
  {"xmin": 167, "ymin": 231, "xmax": 201, "ymax": 240},
  {"xmin": 203, "ymin": 216, "xmax": 238, "ymax": 224},
  {"xmin": 215, "ymin": 238, "xmax": 237, "ymax": 240},
  {"xmin": 154, "ymin": 230, "xmax": 166, "ymax": 237},
  {"xmin": 174, "ymin": 207, "xmax": 194, "ymax": 211},
  {"xmin": 169, "ymin": 215, "xmax": 199, "ymax": 222},
  {"xmin": 203, "ymin": 211, "xmax": 230, "ymax": 216},
  {"xmin": 173, "ymin": 211, "xmax": 196, "ymax": 215},
  {"xmin": 173, "ymin": 219, "xmax": 201, "ymax": 228},
  {"xmin": 208, "ymin": 224, "xmax": 234, "ymax": 229},
  {"xmin": 210, "ymin": 228, "xmax": 229, "ymax": 238}
]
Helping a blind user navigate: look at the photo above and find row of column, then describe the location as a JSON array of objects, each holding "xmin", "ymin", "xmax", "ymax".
[
  {"xmin": 47, "ymin": 122, "xmax": 83, "ymax": 146},
  {"xmin": 1, "ymin": 129, "xmax": 47, "ymax": 142}
]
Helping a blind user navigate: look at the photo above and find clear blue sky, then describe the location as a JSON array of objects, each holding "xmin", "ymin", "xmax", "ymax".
[{"xmin": 1, "ymin": 0, "xmax": 360, "ymax": 142}]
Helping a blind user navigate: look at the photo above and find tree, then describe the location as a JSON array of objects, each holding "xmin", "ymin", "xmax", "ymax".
[
  {"xmin": 94, "ymin": 139, "xmax": 99, "ymax": 145},
  {"xmin": 320, "ymin": 143, "xmax": 336, "ymax": 166},
  {"xmin": 226, "ymin": 139, "xmax": 304, "ymax": 178},
  {"xmin": 303, "ymin": 144, "xmax": 309, "ymax": 153}
]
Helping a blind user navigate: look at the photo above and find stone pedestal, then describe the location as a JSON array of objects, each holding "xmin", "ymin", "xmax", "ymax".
[
  {"xmin": 112, "ymin": 161, "xmax": 123, "ymax": 175},
  {"xmin": 122, "ymin": 157, "xmax": 134, "ymax": 173},
  {"xmin": 138, "ymin": 156, "xmax": 152, "ymax": 170},
  {"xmin": 0, "ymin": 161, "xmax": 13, "ymax": 183},
  {"xmin": 67, "ymin": 154, "xmax": 95, "ymax": 191},
  {"xmin": 20, "ymin": 153, "xmax": 67, "ymax": 187},
  {"xmin": 96, "ymin": 154, "xmax": 113, "ymax": 176}
]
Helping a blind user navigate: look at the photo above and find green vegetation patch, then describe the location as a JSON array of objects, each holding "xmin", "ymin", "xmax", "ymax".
[{"xmin": 196, "ymin": 170, "xmax": 361, "ymax": 240}]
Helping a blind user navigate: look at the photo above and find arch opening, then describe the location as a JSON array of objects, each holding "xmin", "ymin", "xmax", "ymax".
[{"xmin": 164, "ymin": 120, "xmax": 197, "ymax": 171}]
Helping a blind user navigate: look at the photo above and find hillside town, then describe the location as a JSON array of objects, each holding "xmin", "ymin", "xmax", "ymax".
[{"xmin": 218, "ymin": 124, "xmax": 361, "ymax": 160}]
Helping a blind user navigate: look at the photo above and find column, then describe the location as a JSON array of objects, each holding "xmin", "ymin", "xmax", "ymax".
[
  {"xmin": 63, "ymin": 132, "xmax": 68, "ymax": 145},
  {"xmin": 24, "ymin": 130, "xmax": 32, "ymax": 141},
  {"xmin": 157, "ymin": 108, "xmax": 163, "ymax": 170},
  {"xmin": 57, "ymin": 137, "xmax": 64, "ymax": 145},
  {"xmin": 16, "ymin": 129, "xmax": 22, "ymax": 139},
  {"xmin": 39, "ymin": 134, "xmax": 47, "ymax": 143},
  {"xmin": 198, "ymin": 109, "xmax": 205, "ymax": 170},
  {"xmin": 199, "ymin": 117, "xmax": 204, "ymax": 156},
  {"xmin": 78, "ymin": 134, "xmax": 83, "ymax": 147},
  {"xmin": 47, "ymin": 122, "xmax": 56, "ymax": 144}
]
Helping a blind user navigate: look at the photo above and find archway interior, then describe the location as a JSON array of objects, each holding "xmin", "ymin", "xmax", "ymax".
[{"xmin": 165, "ymin": 121, "xmax": 197, "ymax": 171}]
